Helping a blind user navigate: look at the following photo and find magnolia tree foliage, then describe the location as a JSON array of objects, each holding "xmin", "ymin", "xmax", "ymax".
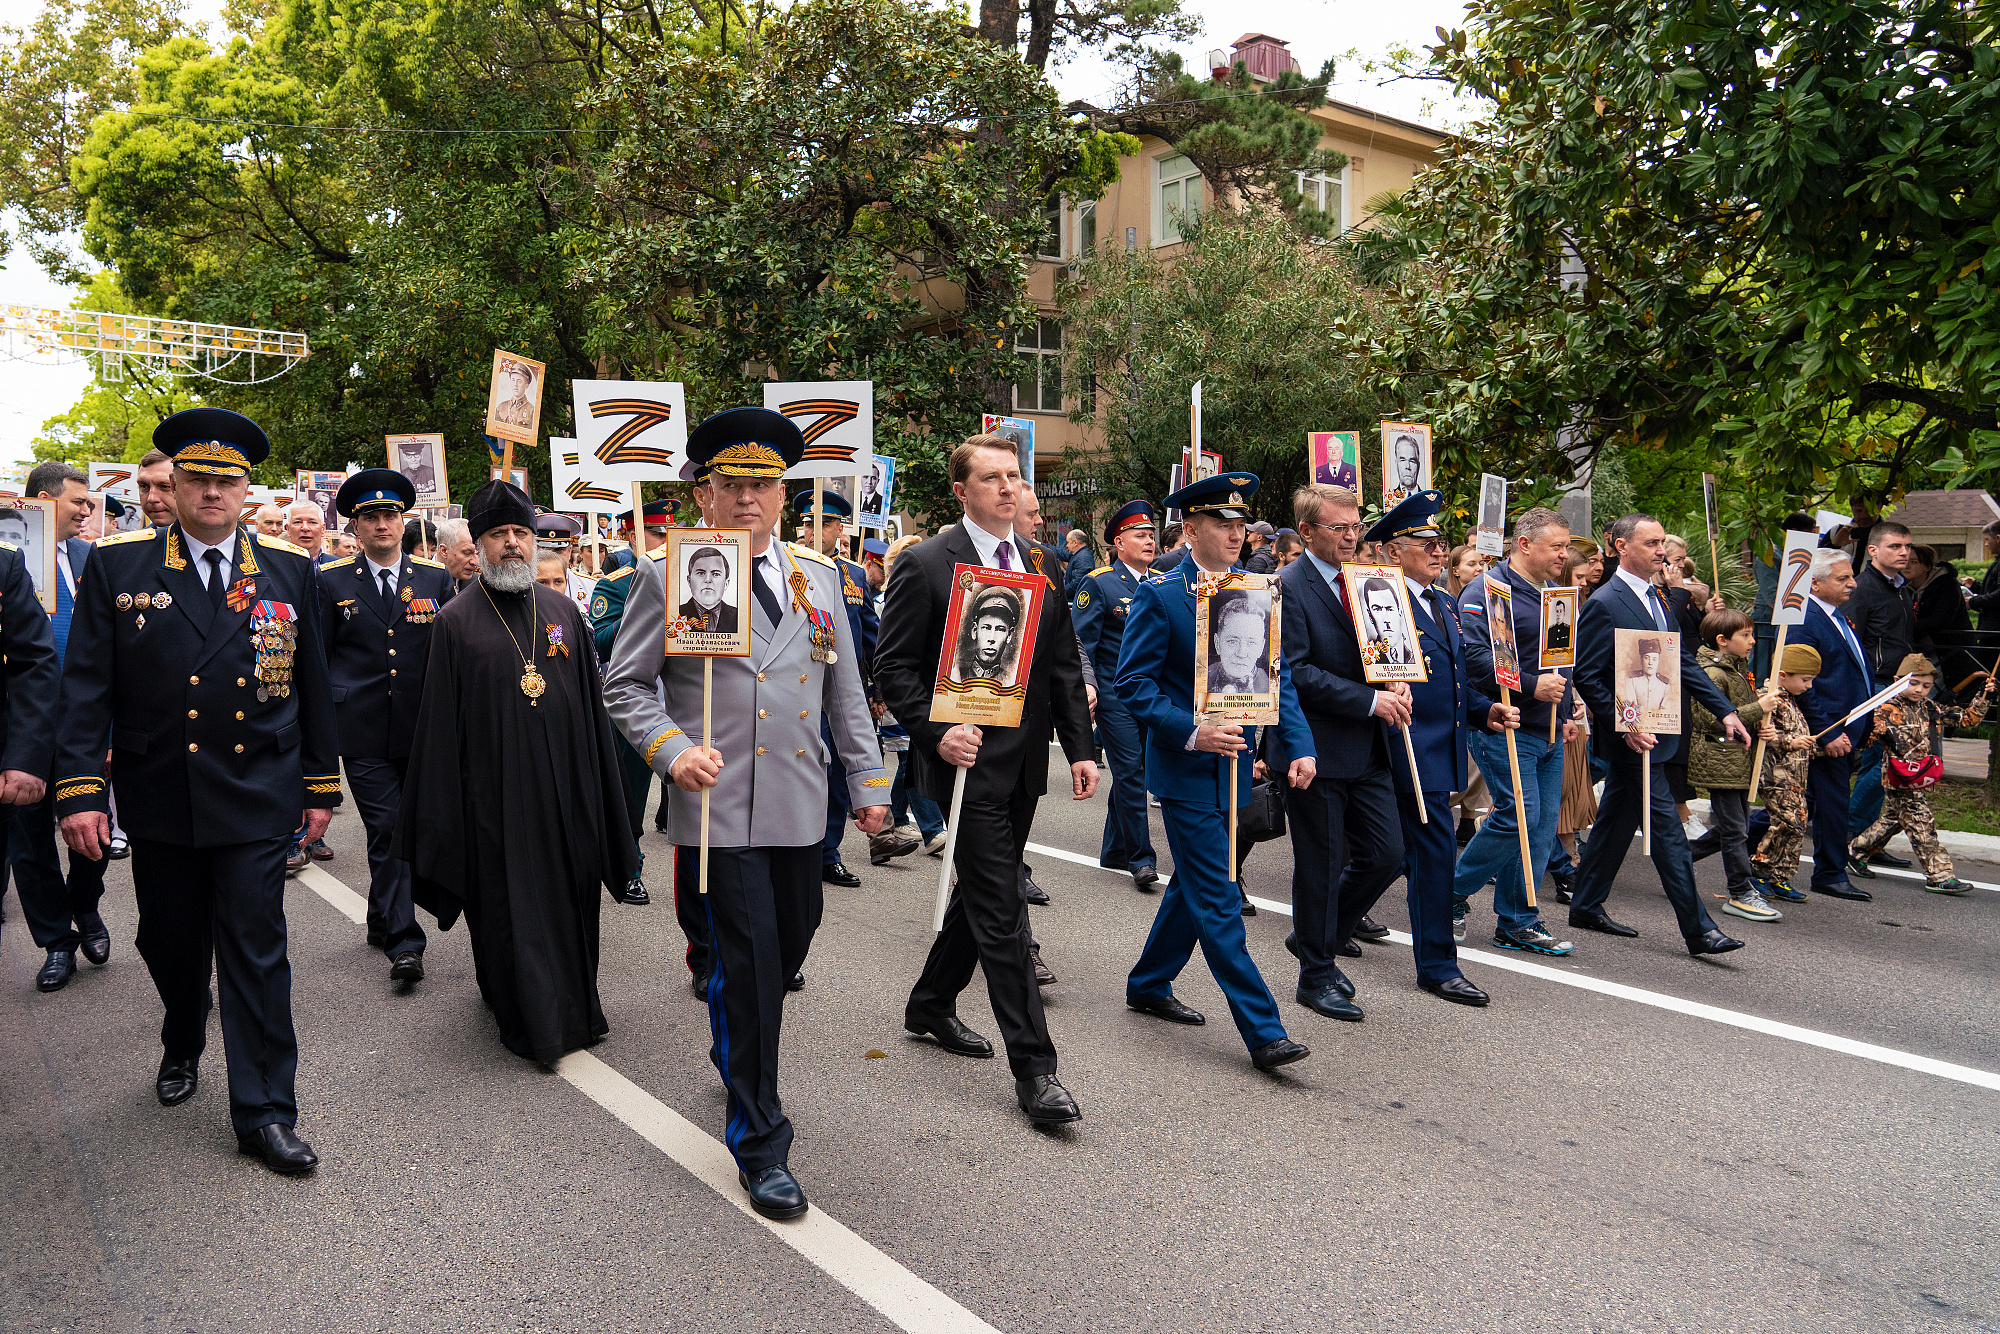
[{"xmin": 1357, "ymin": 0, "xmax": 2000, "ymax": 539}]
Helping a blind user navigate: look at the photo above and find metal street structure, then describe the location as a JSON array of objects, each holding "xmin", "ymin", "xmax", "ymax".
[{"xmin": 0, "ymin": 304, "xmax": 310, "ymax": 385}]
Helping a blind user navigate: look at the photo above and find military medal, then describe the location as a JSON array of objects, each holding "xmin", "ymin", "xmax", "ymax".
[
  {"xmin": 250, "ymin": 600, "xmax": 298, "ymax": 700},
  {"xmin": 134, "ymin": 592, "xmax": 151, "ymax": 610},
  {"xmin": 789, "ymin": 567, "xmax": 838, "ymax": 664},
  {"xmin": 481, "ymin": 584, "xmax": 547, "ymax": 705},
  {"xmin": 152, "ymin": 593, "xmax": 171, "ymax": 609},
  {"xmin": 117, "ymin": 593, "xmax": 133, "ymax": 611}
]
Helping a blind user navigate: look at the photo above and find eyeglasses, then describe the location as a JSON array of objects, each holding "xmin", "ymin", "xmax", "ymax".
[
  {"xmin": 1394, "ymin": 537, "xmax": 1450, "ymax": 554},
  {"xmin": 1307, "ymin": 521, "xmax": 1363, "ymax": 536}
]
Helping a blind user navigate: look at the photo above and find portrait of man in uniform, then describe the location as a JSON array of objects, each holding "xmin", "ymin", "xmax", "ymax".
[
  {"xmin": 952, "ymin": 585, "xmax": 1022, "ymax": 686},
  {"xmin": 389, "ymin": 433, "xmax": 448, "ymax": 508},
  {"xmin": 1543, "ymin": 592, "xmax": 1575, "ymax": 655},
  {"xmin": 1614, "ymin": 630, "xmax": 1680, "ymax": 732},
  {"xmin": 483, "ymin": 349, "xmax": 547, "ymax": 446},
  {"xmin": 1379, "ymin": 422, "xmax": 1432, "ymax": 508},
  {"xmin": 677, "ymin": 544, "xmax": 738, "ymax": 634},
  {"xmin": 0, "ymin": 501, "xmax": 54, "ymax": 610}
]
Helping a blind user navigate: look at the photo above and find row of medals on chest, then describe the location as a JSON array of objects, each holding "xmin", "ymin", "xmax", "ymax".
[{"xmin": 112, "ymin": 587, "xmax": 305, "ymax": 702}]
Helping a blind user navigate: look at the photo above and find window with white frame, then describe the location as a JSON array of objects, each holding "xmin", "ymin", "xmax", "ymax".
[
  {"xmin": 1014, "ymin": 318, "xmax": 1063, "ymax": 412},
  {"xmin": 1037, "ymin": 193, "xmax": 1063, "ymax": 260},
  {"xmin": 1077, "ymin": 201, "xmax": 1097, "ymax": 257},
  {"xmin": 1295, "ymin": 165, "xmax": 1348, "ymax": 236},
  {"xmin": 1154, "ymin": 153, "xmax": 1202, "ymax": 245}
]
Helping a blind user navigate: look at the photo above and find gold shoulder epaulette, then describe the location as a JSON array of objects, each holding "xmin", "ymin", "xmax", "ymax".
[
  {"xmin": 96, "ymin": 528, "xmax": 157, "ymax": 547},
  {"xmin": 647, "ymin": 546, "xmax": 670, "ymax": 562},
  {"xmin": 257, "ymin": 534, "xmax": 311, "ymax": 558},
  {"xmin": 1090, "ymin": 565, "xmax": 1112, "ymax": 576},
  {"xmin": 603, "ymin": 565, "xmax": 636, "ymax": 582},
  {"xmin": 409, "ymin": 555, "xmax": 446, "ymax": 569},
  {"xmin": 319, "ymin": 555, "xmax": 357, "ymax": 570},
  {"xmin": 789, "ymin": 542, "xmax": 835, "ymax": 569}
]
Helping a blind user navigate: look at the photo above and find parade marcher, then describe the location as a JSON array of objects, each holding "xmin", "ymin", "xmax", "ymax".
[
  {"xmin": 1778, "ymin": 548, "xmax": 1877, "ymax": 901},
  {"xmin": 876, "ymin": 535, "xmax": 947, "ymax": 859},
  {"xmin": 1118, "ymin": 472, "xmax": 1316, "ymax": 1067},
  {"xmin": 394, "ymin": 480, "xmax": 644, "ymax": 1067},
  {"xmin": 861, "ymin": 537, "xmax": 888, "ymax": 596},
  {"xmin": 1748, "ymin": 645, "xmax": 1821, "ymax": 902},
  {"xmin": 135, "ymin": 448, "xmax": 176, "ymax": 527},
  {"xmin": 1151, "ymin": 522, "xmax": 1188, "ymax": 571},
  {"xmin": 1062, "ymin": 528, "xmax": 1095, "ymax": 595},
  {"xmin": 1278, "ymin": 484, "xmax": 1406, "ymax": 1020},
  {"xmin": 604, "ymin": 408, "xmax": 888, "ymax": 1220},
  {"xmin": 533, "ymin": 507, "xmax": 595, "ymax": 613},
  {"xmin": 253, "ymin": 505, "xmax": 286, "ymax": 536},
  {"xmin": 435, "ymin": 516, "xmax": 478, "ymax": 592},
  {"xmin": 1686, "ymin": 610, "xmax": 1778, "ymax": 922},
  {"xmin": 1453, "ymin": 506, "xmax": 1578, "ymax": 957},
  {"xmin": 56, "ymin": 408, "xmax": 342, "ymax": 1174},
  {"xmin": 791, "ymin": 488, "xmax": 895, "ymax": 885},
  {"xmin": 282, "ymin": 498, "xmax": 330, "ymax": 565},
  {"xmin": 402, "ymin": 516, "xmax": 441, "ymax": 561},
  {"xmin": 316, "ymin": 468, "xmax": 455, "ymax": 983},
  {"xmin": 1842, "ymin": 521, "xmax": 1916, "ymax": 862},
  {"xmin": 1071, "ymin": 499, "xmax": 1161, "ymax": 890},
  {"xmin": 1368, "ymin": 491, "xmax": 1513, "ymax": 1006},
  {"xmin": 0, "ymin": 519, "xmax": 61, "ymax": 950},
  {"xmin": 1849, "ymin": 656, "xmax": 1993, "ymax": 893},
  {"xmin": 1965, "ymin": 519, "xmax": 2000, "ymax": 669},
  {"xmin": 874, "ymin": 433, "xmax": 1096, "ymax": 1125},
  {"xmin": 10, "ymin": 463, "xmax": 111, "ymax": 991},
  {"xmin": 1567, "ymin": 514, "xmax": 1752, "ymax": 955}
]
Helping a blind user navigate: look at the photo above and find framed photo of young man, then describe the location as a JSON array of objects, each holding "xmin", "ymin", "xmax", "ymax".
[
  {"xmin": 664, "ymin": 529, "xmax": 752, "ymax": 658},
  {"xmin": 484, "ymin": 349, "xmax": 547, "ymax": 447},
  {"xmin": 931, "ymin": 564, "xmax": 1046, "ymax": 728},
  {"xmin": 387, "ymin": 433, "xmax": 449, "ymax": 508},
  {"xmin": 1485, "ymin": 578, "xmax": 1522, "ymax": 691},
  {"xmin": 1540, "ymin": 585, "xmax": 1579, "ymax": 668},
  {"xmin": 1614, "ymin": 627, "xmax": 1681, "ymax": 735},
  {"xmin": 1341, "ymin": 563, "xmax": 1428, "ymax": 684},
  {"xmin": 1380, "ymin": 422, "xmax": 1432, "ymax": 509},
  {"xmin": 1475, "ymin": 472, "xmax": 1507, "ymax": 557},
  {"xmin": 1193, "ymin": 572, "xmax": 1281, "ymax": 723},
  {"xmin": 0, "ymin": 499, "xmax": 56, "ymax": 612}
]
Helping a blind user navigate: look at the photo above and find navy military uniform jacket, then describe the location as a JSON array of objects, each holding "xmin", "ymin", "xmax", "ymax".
[
  {"xmin": 1071, "ymin": 561, "xmax": 1146, "ymax": 691},
  {"xmin": 1388, "ymin": 578, "xmax": 1493, "ymax": 793},
  {"xmin": 0, "ymin": 544, "xmax": 60, "ymax": 778},
  {"xmin": 55, "ymin": 525, "xmax": 343, "ymax": 846},
  {"xmin": 317, "ymin": 552, "xmax": 456, "ymax": 758},
  {"xmin": 829, "ymin": 552, "xmax": 878, "ymax": 699}
]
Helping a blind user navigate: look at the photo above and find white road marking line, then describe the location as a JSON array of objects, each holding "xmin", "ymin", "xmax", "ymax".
[
  {"xmin": 1040, "ymin": 848, "xmax": 2000, "ymax": 1093},
  {"xmin": 1796, "ymin": 852, "xmax": 1998, "ymax": 893},
  {"xmin": 557, "ymin": 1053, "xmax": 1000, "ymax": 1334},
  {"xmin": 297, "ymin": 861, "xmax": 999, "ymax": 1333}
]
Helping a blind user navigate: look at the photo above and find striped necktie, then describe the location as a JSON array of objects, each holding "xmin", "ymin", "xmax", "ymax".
[{"xmin": 53, "ymin": 553, "xmax": 72, "ymax": 664}]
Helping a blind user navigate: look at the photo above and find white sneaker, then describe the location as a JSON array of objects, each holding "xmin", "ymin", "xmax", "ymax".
[
  {"xmin": 1721, "ymin": 888, "xmax": 1783, "ymax": 922},
  {"xmin": 923, "ymin": 834, "xmax": 948, "ymax": 857},
  {"xmin": 1683, "ymin": 818, "xmax": 1709, "ymax": 842}
]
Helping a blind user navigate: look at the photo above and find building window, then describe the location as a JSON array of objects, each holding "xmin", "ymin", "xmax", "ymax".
[
  {"xmin": 1038, "ymin": 193, "xmax": 1063, "ymax": 260},
  {"xmin": 1077, "ymin": 202, "xmax": 1097, "ymax": 257},
  {"xmin": 1014, "ymin": 318, "xmax": 1063, "ymax": 413},
  {"xmin": 1295, "ymin": 166, "xmax": 1348, "ymax": 236},
  {"xmin": 1154, "ymin": 153, "xmax": 1202, "ymax": 245}
]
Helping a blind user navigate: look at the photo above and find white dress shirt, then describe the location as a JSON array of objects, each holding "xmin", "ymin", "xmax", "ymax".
[
  {"xmin": 365, "ymin": 554, "xmax": 400, "ymax": 600},
  {"xmin": 184, "ymin": 530, "xmax": 236, "ymax": 589},
  {"xmin": 1615, "ymin": 566, "xmax": 1672, "ymax": 631},
  {"xmin": 960, "ymin": 516, "xmax": 1019, "ymax": 569},
  {"xmin": 1810, "ymin": 593, "xmax": 1868, "ymax": 667}
]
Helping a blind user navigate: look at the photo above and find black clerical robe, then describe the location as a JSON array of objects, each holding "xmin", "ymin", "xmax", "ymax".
[{"xmin": 395, "ymin": 579, "xmax": 639, "ymax": 1063}]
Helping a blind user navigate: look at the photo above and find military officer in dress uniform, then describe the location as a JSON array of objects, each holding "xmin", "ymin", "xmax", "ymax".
[
  {"xmin": 1367, "ymin": 491, "xmax": 1516, "ymax": 1007},
  {"xmin": 603, "ymin": 408, "xmax": 887, "ymax": 1223},
  {"xmin": 316, "ymin": 468, "xmax": 455, "ymax": 984},
  {"xmin": 1115, "ymin": 472, "xmax": 1318, "ymax": 1071},
  {"xmin": 1072, "ymin": 499, "xmax": 1161, "ymax": 890},
  {"xmin": 55, "ymin": 408, "xmax": 341, "ymax": 1175},
  {"xmin": 790, "ymin": 488, "xmax": 891, "ymax": 886}
]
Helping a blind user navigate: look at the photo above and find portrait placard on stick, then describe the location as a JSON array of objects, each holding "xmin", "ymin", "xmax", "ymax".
[
  {"xmin": 1342, "ymin": 564, "xmax": 1428, "ymax": 683},
  {"xmin": 931, "ymin": 564, "xmax": 1046, "ymax": 729},
  {"xmin": 1614, "ymin": 627, "xmax": 1681, "ymax": 736},
  {"xmin": 858, "ymin": 457, "xmax": 895, "ymax": 530},
  {"xmin": 1540, "ymin": 586, "xmax": 1579, "ymax": 669},
  {"xmin": 387, "ymin": 433, "xmax": 448, "ymax": 508},
  {"xmin": 484, "ymin": 350, "xmax": 546, "ymax": 448},
  {"xmin": 1192, "ymin": 572, "xmax": 1281, "ymax": 724},
  {"xmin": 1475, "ymin": 473, "xmax": 1508, "ymax": 557},
  {"xmin": 980, "ymin": 413, "xmax": 1033, "ymax": 485},
  {"xmin": 771, "ymin": 381, "xmax": 873, "ymax": 481},
  {"xmin": 663, "ymin": 529, "xmax": 753, "ymax": 659},
  {"xmin": 295, "ymin": 470, "xmax": 347, "ymax": 529},
  {"xmin": 1485, "ymin": 579, "xmax": 1522, "ymax": 692},
  {"xmin": 1380, "ymin": 421, "xmax": 1432, "ymax": 509},
  {"xmin": 0, "ymin": 498, "xmax": 56, "ymax": 612},
  {"xmin": 1309, "ymin": 431, "xmax": 1359, "ymax": 491}
]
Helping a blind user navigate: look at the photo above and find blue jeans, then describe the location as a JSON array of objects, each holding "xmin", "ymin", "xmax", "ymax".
[
  {"xmin": 1456, "ymin": 730, "xmax": 1564, "ymax": 935},
  {"xmin": 1848, "ymin": 741, "xmax": 1885, "ymax": 839},
  {"xmin": 890, "ymin": 755, "xmax": 944, "ymax": 840}
]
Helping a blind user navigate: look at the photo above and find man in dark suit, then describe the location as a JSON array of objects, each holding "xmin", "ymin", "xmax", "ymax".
[
  {"xmin": 56, "ymin": 408, "xmax": 342, "ymax": 1175},
  {"xmin": 1568, "ymin": 513, "xmax": 1752, "ymax": 954},
  {"xmin": 317, "ymin": 469, "xmax": 457, "ymax": 984},
  {"xmin": 10, "ymin": 462, "xmax": 112, "ymax": 990},
  {"xmin": 1788, "ymin": 547, "xmax": 1878, "ymax": 900},
  {"xmin": 1072, "ymin": 500, "xmax": 1161, "ymax": 889},
  {"xmin": 874, "ymin": 432, "xmax": 1097, "ymax": 1126},
  {"xmin": 0, "ymin": 525, "xmax": 62, "ymax": 948},
  {"xmin": 1277, "ymin": 483, "xmax": 1408, "ymax": 1020},
  {"xmin": 1369, "ymin": 490, "xmax": 1513, "ymax": 1006}
]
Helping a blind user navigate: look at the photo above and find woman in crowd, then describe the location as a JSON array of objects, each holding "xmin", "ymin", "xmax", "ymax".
[{"xmin": 1445, "ymin": 544, "xmax": 1487, "ymax": 598}]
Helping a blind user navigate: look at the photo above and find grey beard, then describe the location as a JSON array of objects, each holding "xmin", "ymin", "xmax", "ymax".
[{"xmin": 480, "ymin": 550, "xmax": 534, "ymax": 593}]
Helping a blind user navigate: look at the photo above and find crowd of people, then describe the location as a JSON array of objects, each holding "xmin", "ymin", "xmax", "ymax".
[{"xmin": 1, "ymin": 405, "xmax": 1991, "ymax": 1221}]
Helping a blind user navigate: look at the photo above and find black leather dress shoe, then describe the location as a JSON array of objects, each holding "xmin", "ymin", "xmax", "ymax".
[
  {"xmin": 1127, "ymin": 993, "xmax": 1204, "ymax": 1025},
  {"xmin": 821, "ymin": 862, "xmax": 860, "ymax": 888},
  {"xmin": 1569, "ymin": 909, "xmax": 1639, "ymax": 937},
  {"xmin": 1296, "ymin": 985, "xmax": 1363, "ymax": 1021},
  {"xmin": 691, "ymin": 971, "xmax": 711, "ymax": 1000},
  {"xmin": 1421, "ymin": 976, "xmax": 1490, "ymax": 1007},
  {"xmin": 739, "ymin": 1165, "xmax": 808, "ymax": 1220},
  {"xmin": 1334, "ymin": 938, "xmax": 1363, "ymax": 958},
  {"xmin": 1844, "ymin": 855, "xmax": 1877, "ymax": 880},
  {"xmin": 1330, "ymin": 967, "xmax": 1355, "ymax": 1000},
  {"xmin": 614, "ymin": 876, "xmax": 651, "ymax": 904},
  {"xmin": 1030, "ymin": 947, "xmax": 1056, "ymax": 986},
  {"xmin": 1353, "ymin": 915, "xmax": 1391, "ymax": 942},
  {"xmin": 904, "ymin": 1012, "xmax": 993, "ymax": 1058},
  {"xmin": 1251, "ymin": 1037, "xmax": 1309, "ymax": 1070},
  {"xmin": 1020, "ymin": 867, "xmax": 1049, "ymax": 905},
  {"xmin": 1688, "ymin": 928, "xmax": 1745, "ymax": 957},
  {"xmin": 78, "ymin": 918, "xmax": 111, "ymax": 966},
  {"xmin": 1131, "ymin": 864, "xmax": 1159, "ymax": 892},
  {"xmin": 1240, "ymin": 891, "xmax": 1256, "ymax": 918},
  {"xmin": 1549, "ymin": 868, "xmax": 1575, "ymax": 904},
  {"xmin": 1819, "ymin": 881, "xmax": 1872, "ymax": 901},
  {"xmin": 237, "ymin": 1123, "xmax": 318, "ymax": 1175},
  {"xmin": 308, "ymin": 839, "xmax": 334, "ymax": 862},
  {"xmin": 1015, "ymin": 1074, "xmax": 1081, "ymax": 1124},
  {"xmin": 786, "ymin": 971, "xmax": 805, "ymax": 992},
  {"xmin": 35, "ymin": 949, "xmax": 75, "ymax": 992},
  {"xmin": 390, "ymin": 952, "xmax": 424, "ymax": 983},
  {"xmin": 1869, "ymin": 850, "xmax": 1912, "ymax": 869},
  {"xmin": 107, "ymin": 835, "xmax": 130, "ymax": 861},
  {"xmin": 156, "ymin": 1055, "xmax": 199, "ymax": 1106}
]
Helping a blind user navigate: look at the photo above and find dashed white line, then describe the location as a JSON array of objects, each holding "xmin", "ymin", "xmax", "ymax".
[
  {"xmin": 295, "ymin": 861, "xmax": 1001, "ymax": 1334},
  {"xmin": 1026, "ymin": 843, "xmax": 2000, "ymax": 1094}
]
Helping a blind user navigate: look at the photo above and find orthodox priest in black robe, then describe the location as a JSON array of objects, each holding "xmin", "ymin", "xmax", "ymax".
[{"xmin": 395, "ymin": 480, "xmax": 642, "ymax": 1064}]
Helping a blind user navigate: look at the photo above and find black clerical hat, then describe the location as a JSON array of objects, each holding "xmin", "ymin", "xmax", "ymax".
[{"xmin": 467, "ymin": 479, "xmax": 536, "ymax": 539}]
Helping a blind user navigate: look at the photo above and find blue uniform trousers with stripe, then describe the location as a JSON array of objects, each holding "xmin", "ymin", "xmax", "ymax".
[
  {"xmin": 1127, "ymin": 798, "xmax": 1286, "ymax": 1051},
  {"xmin": 1095, "ymin": 696, "xmax": 1155, "ymax": 873},
  {"xmin": 701, "ymin": 843, "xmax": 821, "ymax": 1173},
  {"xmin": 1399, "ymin": 789, "xmax": 1463, "ymax": 985}
]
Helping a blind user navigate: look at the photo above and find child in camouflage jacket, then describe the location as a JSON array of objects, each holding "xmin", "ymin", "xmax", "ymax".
[
  {"xmin": 1750, "ymin": 644, "xmax": 1822, "ymax": 901},
  {"xmin": 1849, "ymin": 655, "xmax": 1994, "ymax": 894}
]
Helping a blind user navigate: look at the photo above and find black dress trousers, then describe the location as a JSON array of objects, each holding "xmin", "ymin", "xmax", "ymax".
[
  {"xmin": 1284, "ymin": 768, "xmax": 1404, "ymax": 991},
  {"xmin": 673, "ymin": 844, "xmax": 715, "ymax": 979},
  {"xmin": 340, "ymin": 755, "xmax": 425, "ymax": 957},
  {"xmin": 907, "ymin": 778, "xmax": 1057, "ymax": 1079},
  {"xmin": 130, "ymin": 836, "xmax": 298, "ymax": 1135},
  {"xmin": 7, "ymin": 787, "xmax": 109, "ymax": 952}
]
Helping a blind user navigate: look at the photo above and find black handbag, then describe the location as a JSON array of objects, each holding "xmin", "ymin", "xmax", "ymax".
[{"xmin": 1240, "ymin": 779, "xmax": 1287, "ymax": 843}]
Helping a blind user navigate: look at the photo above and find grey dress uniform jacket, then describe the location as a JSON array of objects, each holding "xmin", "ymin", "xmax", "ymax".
[{"xmin": 602, "ymin": 540, "xmax": 886, "ymax": 846}]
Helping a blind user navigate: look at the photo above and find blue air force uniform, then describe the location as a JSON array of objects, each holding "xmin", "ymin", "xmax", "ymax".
[
  {"xmin": 1115, "ymin": 473, "xmax": 1315, "ymax": 1058},
  {"xmin": 316, "ymin": 468, "xmax": 455, "ymax": 967},
  {"xmin": 1071, "ymin": 499, "xmax": 1160, "ymax": 883},
  {"xmin": 790, "ymin": 489, "xmax": 879, "ymax": 881},
  {"xmin": 54, "ymin": 410, "xmax": 341, "ymax": 1170},
  {"xmin": 1366, "ymin": 492, "xmax": 1499, "ymax": 1001}
]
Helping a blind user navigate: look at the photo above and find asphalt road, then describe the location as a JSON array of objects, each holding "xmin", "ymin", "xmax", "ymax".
[{"xmin": 4, "ymin": 751, "xmax": 1997, "ymax": 1334}]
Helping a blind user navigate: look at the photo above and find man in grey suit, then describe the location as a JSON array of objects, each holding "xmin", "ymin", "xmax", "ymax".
[{"xmin": 603, "ymin": 407, "xmax": 888, "ymax": 1225}]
